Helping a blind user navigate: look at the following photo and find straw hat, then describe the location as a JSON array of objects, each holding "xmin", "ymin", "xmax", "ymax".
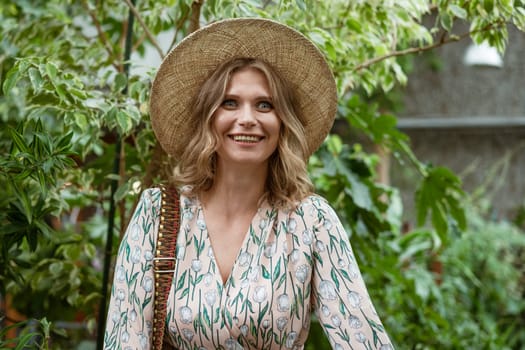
[{"xmin": 150, "ymin": 18, "xmax": 337, "ymax": 160}]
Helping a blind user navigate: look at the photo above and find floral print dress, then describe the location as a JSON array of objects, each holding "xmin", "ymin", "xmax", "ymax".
[{"xmin": 104, "ymin": 188, "xmax": 393, "ymax": 349}]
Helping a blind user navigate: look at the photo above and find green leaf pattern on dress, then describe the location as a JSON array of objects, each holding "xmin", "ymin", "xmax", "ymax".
[{"xmin": 104, "ymin": 189, "xmax": 393, "ymax": 349}]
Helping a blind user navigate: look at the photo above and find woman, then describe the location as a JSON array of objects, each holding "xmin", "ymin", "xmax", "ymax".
[{"xmin": 104, "ymin": 18, "xmax": 394, "ymax": 349}]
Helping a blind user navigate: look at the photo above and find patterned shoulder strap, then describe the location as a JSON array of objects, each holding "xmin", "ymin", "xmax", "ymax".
[{"xmin": 152, "ymin": 184, "xmax": 180, "ymax": 350}]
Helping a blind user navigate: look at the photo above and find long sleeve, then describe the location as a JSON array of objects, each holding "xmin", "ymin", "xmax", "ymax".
[
  {"xmin": 103, "ymin": 188, "xmax": 162, "ymax": 350},
  {"xmin": 307, "ymin": 196, "xmax": 394, "ymax": 349}
]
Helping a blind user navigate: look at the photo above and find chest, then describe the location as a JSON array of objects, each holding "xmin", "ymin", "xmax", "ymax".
[{"xmin": 205, "ymin": 210, "xmax": 256, "ymax": 284}]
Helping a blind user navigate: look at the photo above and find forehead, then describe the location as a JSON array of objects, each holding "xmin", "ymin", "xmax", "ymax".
[{"xmin": 226, "ymin": 67, "xmax": 271, "ymax": 93}]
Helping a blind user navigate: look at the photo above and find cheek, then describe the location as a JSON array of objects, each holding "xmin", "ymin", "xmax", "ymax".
[
  {"xmin": 211, "ymin": 117, "xmax": 220, "ymax": 135},
  {"xmin": 209, "ymin": 113, "xmax": 228, "ymax": 149},
  {"xmin": 273, "ymin": 117, "xmax": 283, "ymax": 140},
  {"xmin": 212, "ymin": 112, "xmax": 229, "ymax": 135}
]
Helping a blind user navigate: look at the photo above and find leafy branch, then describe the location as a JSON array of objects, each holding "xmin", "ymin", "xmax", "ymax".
[
  {"xmin": 81, "ymin": 0, "xmax": 120, "ymax": 71},
  {"xmin": 123, "ymin": 0, "xmax": 165, "ymax": 59},
  {"xmin": 353, "ymin": 19, "xmax": 506, "ymax": 72}
]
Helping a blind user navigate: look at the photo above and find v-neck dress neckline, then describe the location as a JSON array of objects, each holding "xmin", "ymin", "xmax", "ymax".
[{"xmin": 197, "ymin": 196, "xmax": 268, "ymax": 287}]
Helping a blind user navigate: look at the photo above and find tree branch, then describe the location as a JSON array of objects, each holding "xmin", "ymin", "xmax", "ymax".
[
  {"xmin": 167, "ymin": 0, "xmax": 205, "ymax": 50},
  {"xmin": 189, "ymin": 0, "xmax": 205, "ymax": 34},
  {"xmin": 353, "ymin": 20, "xmax": 505, "ymax": 72},
  {"xmin": 122, "ymin": 0, "xmax": 165, "ymax": 59},
  {"xmin": 169, "ymin": 12, "xmax": 189, "ymax": 51},
  {"xmin": 82, "ymin": 0, "xmax": 120, "ymax": 71},
  {"xmin": 132, "ymin": 32, "xmax": 147, "ymax": 52}
]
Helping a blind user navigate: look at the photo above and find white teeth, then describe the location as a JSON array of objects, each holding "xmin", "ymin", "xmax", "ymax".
[{"xmin": 232, "ymin": 135, "xmax": 260, "ymax": 142}]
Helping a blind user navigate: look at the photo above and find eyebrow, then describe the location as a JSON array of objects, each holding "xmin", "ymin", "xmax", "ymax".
[{"xmin": 223, "ymin": 94, "xmax": 273, "ymax": 101}]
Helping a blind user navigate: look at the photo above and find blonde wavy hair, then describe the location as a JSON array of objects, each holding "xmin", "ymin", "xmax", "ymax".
[{"xmin": 172, "ymin": 57, "xmax": 313, "ymax": 208}]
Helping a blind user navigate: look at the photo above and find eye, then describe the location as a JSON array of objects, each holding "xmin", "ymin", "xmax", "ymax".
[
  {"xmin": 257, "ymin": 100, "xmax": 273, "ymax": 111},
  {"xmin": 221, "ymin": 99, "xmax": 237, "ymax": 109}
]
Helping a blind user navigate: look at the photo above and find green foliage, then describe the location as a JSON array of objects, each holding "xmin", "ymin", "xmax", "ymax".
[
  {"xmin": 309, "ymin": 116, "xmax": 525, "ymax": 348},
  {"xmin": 437, "ymin": 208, "xmax": 525, "ymax": 348},
  {"xmin": 0, "ymin": 317, "xmax": 51, "ymax": 350},
  {"xmin": 0, "ymin": 118, "xmax": 75, "ymax": 284},
  {"xmin": 310, "ymin": 135, "xmax": 398, "ymax": 239},
  {"xmin": 1, "ymin": 0, "xmax": 525, "ymax": 348},
  {"xmin": 415, "ymin": 166, "xmax": 467, "ymax": 242}
]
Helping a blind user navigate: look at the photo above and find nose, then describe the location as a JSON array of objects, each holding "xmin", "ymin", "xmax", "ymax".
[{"xmin": 238, "ymin": 105, "xmax": 257, "ymax": 126}]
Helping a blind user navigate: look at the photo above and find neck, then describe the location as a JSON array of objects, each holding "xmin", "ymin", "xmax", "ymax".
[{"xmin": 201, "ymin": 161, "xmax": 268, "ymax": 216}]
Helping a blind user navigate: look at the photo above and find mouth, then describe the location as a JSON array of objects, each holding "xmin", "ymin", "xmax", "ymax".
[{"xmin": 229, "ymin": 134, "xmax": 264, "ymax": 143}]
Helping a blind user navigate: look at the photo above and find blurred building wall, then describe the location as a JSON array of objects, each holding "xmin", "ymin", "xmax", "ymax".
[{"xmin": 394, "ymin": 23, "xmax": 525, "ymax": 220}]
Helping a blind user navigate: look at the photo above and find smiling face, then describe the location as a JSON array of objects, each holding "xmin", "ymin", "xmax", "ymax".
[{"xmin": 212, "ymin": 67, "xmax": 281, "ymax": 171}]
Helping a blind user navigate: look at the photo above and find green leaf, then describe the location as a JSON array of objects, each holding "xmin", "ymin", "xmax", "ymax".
[
  {"xmin": 74, "ymin": 113, "xmax": 88, "ymax": 130},
  {"xmin": 116, "ymin": 111, "xmax": 132, "ymax": 134},
  {"xmin": 36, "ymin": 133, "xmax": 52, "ymax": 155},
  {"xmin": 449, "ymin": 4, "xmax": 467, "ymax": 19},
  {"xmin": 84, "ymin": 243, "xmax": 96, "ymax": 258},
  {"xmin": 397, "ymin": 229, "xmax": 441, "ymax": 261},
  {"xmin": 345, "ymin": 17, "xmax": 362, "ymax": 32},
  {"xmin": 8, "ymin": 127, "xmax": 29, "ymax": 153},
  {"xmin": 70, "ymin": 87, "xmax": 87, "ymax": 99},
  {"xmin": 343, "ymin": 175, "xmax": 372, "ymax": 211},
  {"xmin": 0, "ymin": 320, "xmax": 28, "ymax": 338},
  {"xmin": 28, "ymin": 67, "xmax": 44, "ymax": 93},
  {"xmin": 415, "ymin": 166, "xmax": 465, "ymax": 238},
  {"xmin": 55, "ymin": 83, "xmax": 68, "ymax": 102},
  {"xmin": 447, "ymin": 195, "xmax": 467, "ymax": 230},
  {"xmin": 114, "ymin": 73, "xmax": 128, "ymax": 92},
  {"xmin": 326, "ymin": 135, "xmax": 343, "ymax": 154},
  {"xmin": 431, "ymin": 202, "xmax": 448, "ymax": 239},
  {"xmin": 37, "ymin": 170, "xmax": 47, "ymax": 194},
  {"xmin": 334, "ymin": 158, "xmax": 372, "ymax": 210},
  {"xmin": 45, "ymin": 61, "xmax": 58, "ymax": 81},
  {"xmin": 440, "ymin": 13, "xmax": 453, "ymax": 31},
  {"xmin": 14, "ymin": 332, "xmax": 38, "ymax": 350},
  {"xmin": 483, "ymin": 0, "xmax": 494, "ymax": 13},
  {"xmin": 55, "ymin": 132, "xmax": 74, "ymax": 152},
  {"xmin": 325, "ymin": 42, "xmax": 337, "ymax": 61},
  {"xmin": 49, "ymin": 261, "xmax": 64, "ymax": 275},
  {"xmin": 2, "ymin": 67, "xmax": 20, "ymax": 94},
  {"xmin": 295, "ymin": 0, "xmax": 306, "ymax": 11},
  {"xmin": 13, "ymin": 186, "xmax": 33, "ymax": 225}
]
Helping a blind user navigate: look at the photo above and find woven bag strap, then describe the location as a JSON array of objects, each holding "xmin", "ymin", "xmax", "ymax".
[{"xmin": 152, "ymin": 184, "xmax": 180, "ymax": 350}]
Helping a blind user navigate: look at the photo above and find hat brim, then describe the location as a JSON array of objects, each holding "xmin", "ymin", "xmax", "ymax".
[{"xmin": 150, "ymin": 18, "xmax": 337, "ymax": 159}]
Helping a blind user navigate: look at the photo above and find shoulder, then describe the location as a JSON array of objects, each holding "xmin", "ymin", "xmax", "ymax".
[
  {"xmin": 284, "ymin": 194, "xmax": 340, "ymax": 230},
  {"xmin": 139, "ymin": 186, "xmax": 196, "ymax": 213},
  {"xmin": 141, "ymin": 186, "xmax": 162, "ymax": 198},
  {"xmin": 294, "ymin": 194, "xmax": 337, "ymax": 218},
  {"xmin": 138, "ymin": 187, "xmax": 162, "ymax": 209},
  {"xmin": 299, "ymin": 193, "xmax": 331, "ymax": 207}
]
